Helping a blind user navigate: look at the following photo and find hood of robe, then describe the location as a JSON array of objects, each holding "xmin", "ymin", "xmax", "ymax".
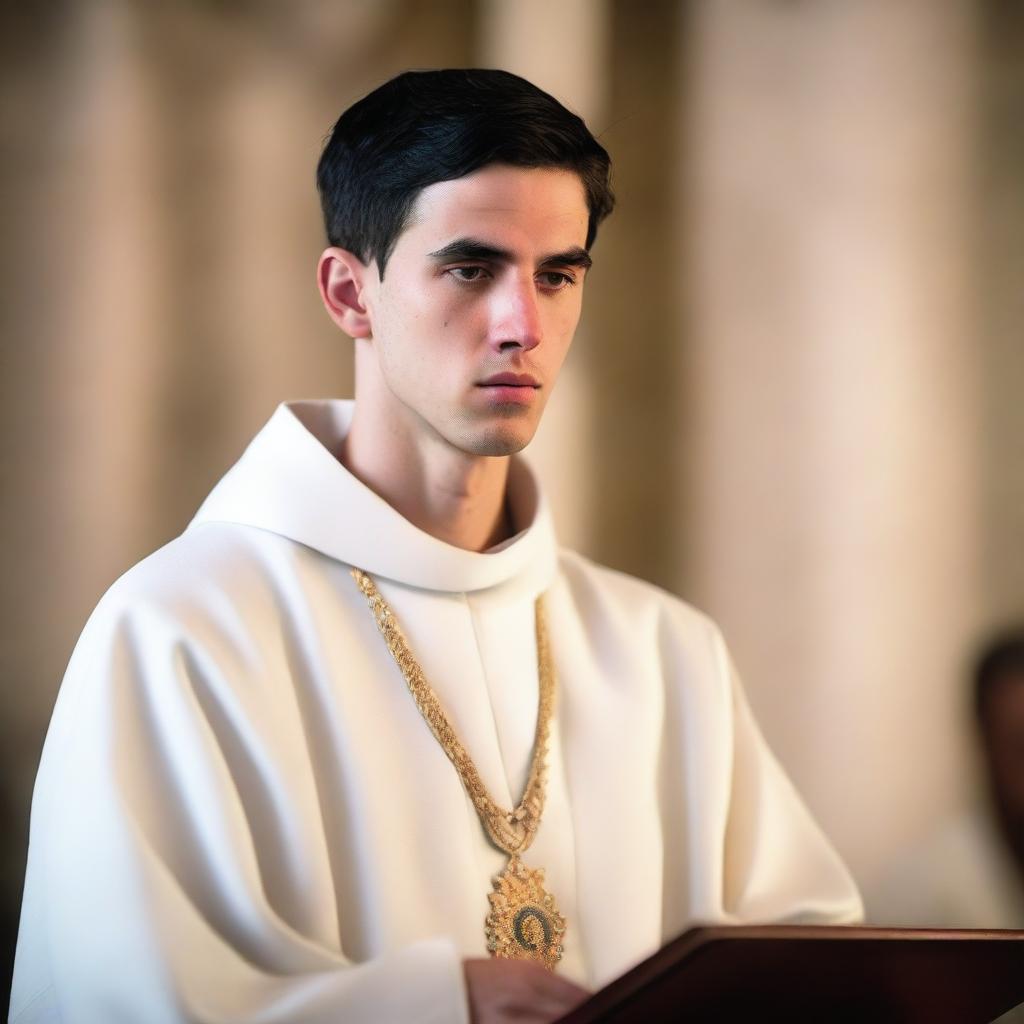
[{"xmin": 189, "ymin": 400, "xmax": 558, "ymax": 595}]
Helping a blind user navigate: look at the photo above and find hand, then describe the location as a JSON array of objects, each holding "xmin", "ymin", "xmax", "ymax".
[{"xmin": 463, "ymin": 958, "xmax": 591, "ymax": 1023}]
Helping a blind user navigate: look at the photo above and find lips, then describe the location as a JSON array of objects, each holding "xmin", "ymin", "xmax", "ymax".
[{"xmin": 479, "ymin": 373, "xmax": 540, "ymax": 388}]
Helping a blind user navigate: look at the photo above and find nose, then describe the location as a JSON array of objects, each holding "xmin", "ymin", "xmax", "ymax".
[{"xmin": 488, "ymin": 276, "xmax": 542, "ymax": 353}]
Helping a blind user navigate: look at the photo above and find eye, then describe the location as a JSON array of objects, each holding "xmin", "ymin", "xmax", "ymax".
[
  {"xmin": 537, "ymin": 271, "xmax": 576, "ymax": 291},
  {"xmin": 448, "ymin": 266, "xmax": 490, "ymax": 283}
]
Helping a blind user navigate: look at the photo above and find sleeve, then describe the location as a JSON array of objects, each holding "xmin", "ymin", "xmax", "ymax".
[
  {"xmin": 9, "ymin": 589, "xmax": 470, "ymax": 1024},
  {"xmin": 712, "ymin": 626, "xmax": 864, "ymax": 925}
]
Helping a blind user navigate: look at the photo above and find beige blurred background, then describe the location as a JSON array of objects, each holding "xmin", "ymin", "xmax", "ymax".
[{"xmin": 2, "ymin": 0, "xmax": 1023, "ymax": 997}]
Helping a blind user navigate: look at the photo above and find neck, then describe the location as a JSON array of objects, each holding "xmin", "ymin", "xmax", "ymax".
[{"xmin": 340, "ymin": 395, "xmax": 514, "ymax": 554}]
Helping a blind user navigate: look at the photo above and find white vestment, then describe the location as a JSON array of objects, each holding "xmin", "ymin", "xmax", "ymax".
[{"xmin": 11, "ymin": 400, "xmax": 862, "ymax": 1024}]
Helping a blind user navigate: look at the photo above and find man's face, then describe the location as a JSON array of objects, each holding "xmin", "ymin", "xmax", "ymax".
[{"xmin": 359, "ymin": 164, "xmax": 591, "ymax": 457}]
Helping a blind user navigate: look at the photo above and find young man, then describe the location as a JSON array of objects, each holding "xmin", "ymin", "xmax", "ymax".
[{"xmin": 11, "ymin": 70, "xmax": 861, "ymax": 1024}]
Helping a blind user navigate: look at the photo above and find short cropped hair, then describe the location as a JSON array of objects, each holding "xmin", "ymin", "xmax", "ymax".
[
  {"xmin": 974, "ymin": 629, "xmax": 1024, "ymax": 726},
  {"xmin": 316, "ymin": 69, "xmax": 614, "ymax": 276}
]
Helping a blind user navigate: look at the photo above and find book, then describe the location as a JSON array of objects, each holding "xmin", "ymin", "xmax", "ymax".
[{"xmin": 557, "ymin": 925, "xmax": 1024, "ymax": 1023}]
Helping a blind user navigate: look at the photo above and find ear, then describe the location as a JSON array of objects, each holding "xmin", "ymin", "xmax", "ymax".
[{"xmin": 317, "ymin": 247, "xmax": 374, "ymax": 339}]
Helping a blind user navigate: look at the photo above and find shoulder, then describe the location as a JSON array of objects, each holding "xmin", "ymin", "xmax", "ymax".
[
  {"xmin": 552, "ymin": 548, "xmax": 728, "ymax": 674},
  {"xmin": 90, "ymin": 522, "xmax": 303, "ymax": 625},
  {"xmin": 68, "ymin": 522, "xmax": 312, "ymax": 692},
  {"xmin": 549, "ymin": 550, "xmax": 737, "ymax": 732},
  {"xmin": 43, "ymin": 524, "xmax": 317, "ymax": 764},
  {"xmin": 555, "ymin": 548, "xmax": 720, "ymax": 639}
]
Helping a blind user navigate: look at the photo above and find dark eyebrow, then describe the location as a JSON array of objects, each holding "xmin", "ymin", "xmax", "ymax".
[
  {"xmin": 427, "ymin": 239, "xmax": 514, "ymax": 264},
  {"xmin": 427, "ymin": 237, "xmax": 593, "ymax": 272},
  {"xmin": 539, "ymin": 247, "xmax": 592, "ymax": 272}
]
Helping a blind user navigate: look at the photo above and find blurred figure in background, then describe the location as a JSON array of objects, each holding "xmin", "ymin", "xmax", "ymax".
[
  {"xmin": 973, "ymin": 632, "xmax": 1024, "ymax": 921},
  {"xmin": 871, "ymin": 630, "xmax": 1024, "ymax": 928}
]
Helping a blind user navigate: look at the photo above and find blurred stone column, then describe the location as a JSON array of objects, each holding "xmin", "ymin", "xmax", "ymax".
[
  {"xmin": 477, "ymin": 0, "xmax": 610, "ymax": 552},
  {"xmin": 679, "ymin": 0, "xmax": 980, "ymax": 895},
  {"xmin": 44, "ymin": 1, "xmax": 169, "ymax": 635},
  {"xmin": 583, "ymin": 0, "xmax": 683, "ymax": 592},
  {"xmin": 980, "ymin": 3, "xmax": 1024, "ymax": 632}
]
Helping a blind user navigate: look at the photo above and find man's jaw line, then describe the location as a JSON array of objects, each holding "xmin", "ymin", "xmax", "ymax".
[
  {"xmin": 342, "ymin": 396, "xmax": 519, "ymax": 552},
  {"xmin": 390, "ymin": 420, "xmax": 522, "ymax": 552}
]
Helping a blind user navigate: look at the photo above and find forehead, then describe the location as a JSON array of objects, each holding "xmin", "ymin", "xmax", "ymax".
[{"xmin": 401, "ymin": 164, "xmax": 589, "ymax": 253}]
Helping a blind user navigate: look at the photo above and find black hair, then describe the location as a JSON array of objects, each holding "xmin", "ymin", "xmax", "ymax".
[
  {"xmin": 974, "ymin": 629, "xmax": 1024, "ymax": 726},
  {"xmin": 316, "ymin": 69, "xmax": 614, "ymax": 276}
]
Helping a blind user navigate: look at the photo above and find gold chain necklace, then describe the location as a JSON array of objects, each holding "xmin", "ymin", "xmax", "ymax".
[{"xmin": 350, "ymin": 568, "xmax": 566, "ymax": 970}]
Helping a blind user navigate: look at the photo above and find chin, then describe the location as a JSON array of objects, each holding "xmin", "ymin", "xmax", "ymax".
[{"xmin": 457, "ymin": 422, "xmax": 534, "ymax": 457}]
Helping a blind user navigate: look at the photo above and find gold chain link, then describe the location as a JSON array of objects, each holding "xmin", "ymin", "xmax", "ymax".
[{"xmin": 350, "ymin": 568, "xmax": 553, "ymax": 856}]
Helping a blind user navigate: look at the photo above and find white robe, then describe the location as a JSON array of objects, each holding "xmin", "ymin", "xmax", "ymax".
[{"xmin": 10, "ymin": 400, "xmax": 862, "ymax": 1024}]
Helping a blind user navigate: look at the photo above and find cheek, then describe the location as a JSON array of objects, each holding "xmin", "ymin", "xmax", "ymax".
[
  {"xmin": 545, "ymin": 297, "xmax": 583, "ymax": 347},
  {"xmin": 375, "ymin": 294, "xmax": 471, "ymax": 386},
  {"xmin": 373, "ymin": 289, "xmax": 430, "ymax": 354},
  {"xmin": 395, "ymin": 283, "xmax": 476, "ymax": 339}
]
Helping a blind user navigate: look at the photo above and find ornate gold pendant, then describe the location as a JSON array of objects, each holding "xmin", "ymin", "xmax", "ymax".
[{"xmin": 485, "ymin": 855, "xmax": 566, "ymax": 971}]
